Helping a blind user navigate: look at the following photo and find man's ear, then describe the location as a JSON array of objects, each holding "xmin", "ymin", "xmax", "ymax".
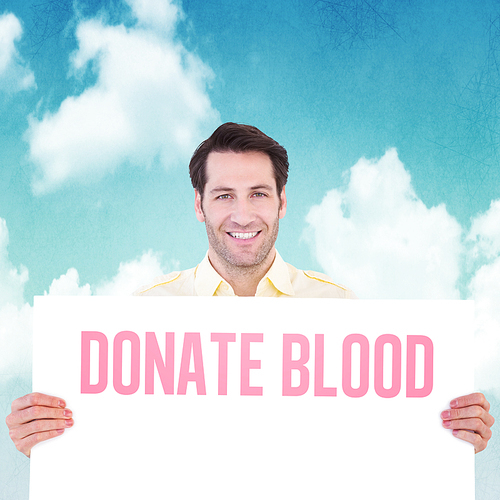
[
  {"xmin": 194, "ymin": 189, "xmax": 205, "ymax": 222},
  {"xmin": 278, "ymin": 186, "xmax": 287, "ymax": 219}
]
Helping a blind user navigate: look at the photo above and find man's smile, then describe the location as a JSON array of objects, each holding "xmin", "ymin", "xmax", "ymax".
[{"xmin": 227, "ymin": 231, "xmax": 260, "ymax": 239}]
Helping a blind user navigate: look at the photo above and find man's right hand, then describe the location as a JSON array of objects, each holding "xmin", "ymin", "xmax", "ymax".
[{"xmin": 5, "ymin": 393, "xmax": 74, "ymax": 457}]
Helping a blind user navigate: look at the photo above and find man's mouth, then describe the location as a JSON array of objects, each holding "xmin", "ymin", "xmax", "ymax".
[{"xmin": 228, "ymin": 231, "xmax": 260, "ymax": 239}]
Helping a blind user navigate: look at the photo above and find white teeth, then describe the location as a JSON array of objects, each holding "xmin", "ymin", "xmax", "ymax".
[{"xmin": 228, "ymin": 232, "xmax": 258, "ymax": 239}]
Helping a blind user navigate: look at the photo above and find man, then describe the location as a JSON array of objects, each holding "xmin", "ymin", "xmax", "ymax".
[{"xmin": 6, "ymin": 122, "xmax": 494, "ymax": 457}]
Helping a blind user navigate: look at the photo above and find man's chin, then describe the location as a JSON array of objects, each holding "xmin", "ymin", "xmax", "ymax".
[
  {"xmin": 219, "ymin": 247, "xmax": 271, "ymax": 270},
  {"xmin": 224, "ymin": 255, "xmax": 263, "ymax": 269}
]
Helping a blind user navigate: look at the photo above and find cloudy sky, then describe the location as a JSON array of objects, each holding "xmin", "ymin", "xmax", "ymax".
[{"xmin": 1, "ymin": 0, "xmax": 500, "ymax": 498}]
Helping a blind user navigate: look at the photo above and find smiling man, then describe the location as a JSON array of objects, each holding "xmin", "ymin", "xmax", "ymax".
[{"xmin": 6, "ymin": 123, "xmax": 494, "ymax": 457}]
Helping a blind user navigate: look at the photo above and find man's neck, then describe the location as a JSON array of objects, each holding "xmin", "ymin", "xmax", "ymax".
[{"xmin": 208, "ymin": 248, "xmax": 276, "ymax": 296}]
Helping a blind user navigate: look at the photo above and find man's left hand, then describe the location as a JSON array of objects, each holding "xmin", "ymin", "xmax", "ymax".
[{"xmin": 441, "ymin": 392, "xmax": 495, "ymax": 453}]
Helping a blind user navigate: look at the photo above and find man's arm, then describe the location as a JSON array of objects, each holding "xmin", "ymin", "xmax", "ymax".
[
  {"xmin": 441, "ymin": 392, "xmax": 495, "ymax": 453},
  {"xmin": 5, "ymin": 393, "xmax": 74, "ymax": 458}
]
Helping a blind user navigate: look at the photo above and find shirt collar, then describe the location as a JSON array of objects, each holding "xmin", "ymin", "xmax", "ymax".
[
  {"xmin": 258, "ymin": 250, "xmax": 294, "ymax": 296},
  {"xmin": 194, "ymin": 250, "xmax": 294, "ymax": 297},
  {"xmin": 194, "ymin": 252, "xmax": 230, "ymax": 296}
]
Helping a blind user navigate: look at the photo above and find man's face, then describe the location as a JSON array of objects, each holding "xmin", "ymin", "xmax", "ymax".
[{"xmin": 194, "ymin": 151, "xmax": 287, "ymax": 272}]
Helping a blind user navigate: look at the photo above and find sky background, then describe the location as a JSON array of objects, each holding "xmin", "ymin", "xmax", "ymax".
[{"xmin": 1, "ymin": 0, "xmax": 500, "ymax": 498}]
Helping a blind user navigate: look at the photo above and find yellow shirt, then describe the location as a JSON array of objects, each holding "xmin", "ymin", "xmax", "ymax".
[{"xmin": 134, "ymin": 251, "xmax": 355, "ymax": 299}]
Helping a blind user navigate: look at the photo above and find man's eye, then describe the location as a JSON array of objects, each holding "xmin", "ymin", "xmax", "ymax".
[
  {"xmin": 253, "ymin": 192, "xmax": 266, "ymax": 197},
  {"xmin": 217, "ymin": 194, "xmax": 231, "ymax": 199}
]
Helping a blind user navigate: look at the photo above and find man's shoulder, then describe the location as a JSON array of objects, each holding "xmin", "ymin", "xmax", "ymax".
[
  {"xmin": 133, "ymin": 267, "xmax": 196, "ymax": 296},
  {"xmin": 286, "ymin": 263, "xmax": 356, "ymax": 299}
]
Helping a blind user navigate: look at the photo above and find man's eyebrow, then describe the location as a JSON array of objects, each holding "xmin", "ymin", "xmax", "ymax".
[
  {"xmin": 209, "ymin": 186, "xmax": 233, "ymax": 194},
  {"xmin": 249, "ymin": 184, "xmax": 274, "ymax": 191},
  {"xmin": 209, "ymin": 184, "xmax": 275, "ymax": 194}
]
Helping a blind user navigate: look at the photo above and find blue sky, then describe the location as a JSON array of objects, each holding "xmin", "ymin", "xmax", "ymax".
[{"xmin": 1, "ymin": 0, "xmax": 500, "ymax": 498}]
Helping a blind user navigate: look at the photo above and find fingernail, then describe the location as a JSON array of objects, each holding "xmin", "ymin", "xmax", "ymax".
[
  {"xmin": 450, "ymin": 399, "xmax": 458, "ymax": 408},
  {"xmin": 58, "ymin": 400, "xmax": 66, "ymax": 408},
  {"xmin": 441, "ymin": 410, "xmax": 451, "ymax": 419},
  {"xmin": 452, "ymin": 430, "xmax": 459, "ymax": 436},
  {"xmin": 57, "ymin": 429, "xmax": 65, "ymax": 434},
  {"xmin": 65, "ymin": 419, "xmax": 74, "ymax": 427},
  {"xmin": 443, "ymin": 420, "xmax": 451, "ymax": 428},
  {"xmin": 64, "ymin": 410, "xmax": 72, "ymax": 417}
]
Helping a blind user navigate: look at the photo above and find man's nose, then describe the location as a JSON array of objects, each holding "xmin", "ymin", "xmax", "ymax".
[{"xmin": 231, "ymin": 198, "xmax": 256, "ymax": 226}]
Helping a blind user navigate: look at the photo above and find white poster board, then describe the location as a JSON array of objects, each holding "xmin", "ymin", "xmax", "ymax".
[{"xmin": 31, "ymin": 297, "xmax": 474, "ymax": 499}]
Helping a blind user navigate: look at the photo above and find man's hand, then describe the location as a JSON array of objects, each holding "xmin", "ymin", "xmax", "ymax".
[
  {"xmin": 5, "ymin": 392, "xmax": 74, "ymax": 458},
  {"xmin": 441, "ymin": 392, "xmax": 494, "ymax": 453}
]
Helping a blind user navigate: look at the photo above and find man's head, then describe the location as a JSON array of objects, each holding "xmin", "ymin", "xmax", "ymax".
[
  {"xmin": 189, "ymin": 122, "xmax": 289, "ymax": 199},
  {"xmin": 191, "ymin": 123, "xmax": 289, "ymax": 283}
]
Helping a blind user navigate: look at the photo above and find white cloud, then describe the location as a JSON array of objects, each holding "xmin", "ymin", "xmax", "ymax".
[
  {"xmin": 46, "ymin": 267, "xmax": 92, "ymax": 296},
  {"xmin": 94, "ymin": 249, "xmax": 173, "ymax": 296},
  {"xmin": 0, "ymin": 218, "xmax": 32, "ymax": 379},
  {"xmin": 46, "ymin": 250, "xmax": 175, "ymax": 297},
  {"xmin": 467, "ymin": 201, "xmax": 500, "ymax": 397},
  {"xmin": 468, "ymin": 199, "xmax": 500, "ymax": 260},
  {"xmin": 0, "ymin": 13, "xmax": 36, "ymax": 93},
  {"xmin": 27, "ymin": 0, "xmax": 219, "ymax": 194},
  {"xmin": 126, "ymin": 0, "xmax": 180, "ymax": 31},
  {"xmin": 304, "ymin": 149, "xmax": 463, "ymax": 299},
  {"xmin": 0, "ymin": 219, "xmax": 28, "ymax": 308}
]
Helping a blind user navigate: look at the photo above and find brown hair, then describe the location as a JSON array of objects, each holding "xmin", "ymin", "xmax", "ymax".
[{"xmin": 189, "ymin": 122, "xmax": 289, "ymax": 197}]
